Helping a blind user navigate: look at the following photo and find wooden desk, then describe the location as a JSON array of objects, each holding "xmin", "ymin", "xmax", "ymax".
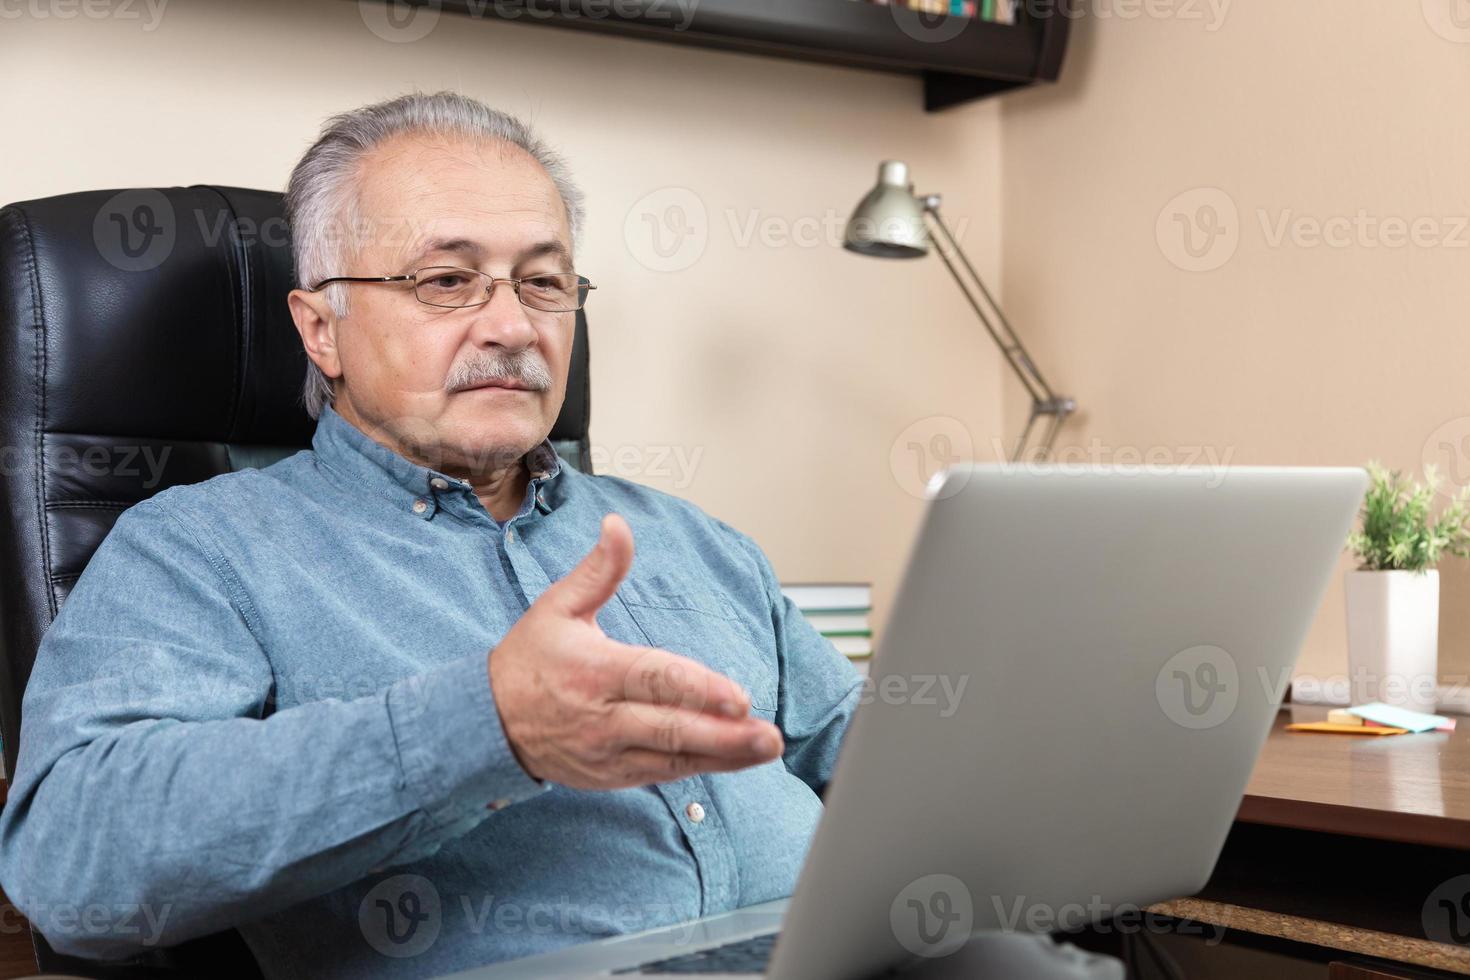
[
  {"xmin": 1148, "ymin": 705, "xmax": 1470, "ymax": 977},
  {"xmin": 1239, "ymin": 705, "xmax": 1470, "ymax": 851}
]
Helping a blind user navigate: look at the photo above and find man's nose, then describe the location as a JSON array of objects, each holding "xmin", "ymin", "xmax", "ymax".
[{"xmin": 468, "ymin": 280, "xmax": 538, "ymax": 350}]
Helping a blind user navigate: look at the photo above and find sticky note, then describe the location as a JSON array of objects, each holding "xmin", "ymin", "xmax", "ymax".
[
  {"xmin": 1346, "ymin": 702, "xmax": 1453, "ymax": 734},
  {"xmin": 1286, "ymin": 722, "xmax": 1409, "ymax": 736}
]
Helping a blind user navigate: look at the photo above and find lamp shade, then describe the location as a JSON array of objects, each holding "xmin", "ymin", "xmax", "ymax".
[{"xmin": 842, "ymin": 160, "xmax": 930, "ymax": 259}]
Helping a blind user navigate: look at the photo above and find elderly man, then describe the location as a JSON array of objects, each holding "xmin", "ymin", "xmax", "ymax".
[{"xmin": 0, "ymin": 91, "xmax": 862, "ymax": 979}]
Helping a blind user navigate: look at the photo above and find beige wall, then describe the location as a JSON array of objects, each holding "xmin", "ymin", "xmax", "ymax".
[
  {"xmin": 11, "ymin": 1, "xmax": 1456, "ymax": 698},
  {"xmin": 1000, "ymin": 1, "xmax": 1470, "ymax": 696},
  {"xmin": 0, "ymin": 0, "xmax": 1006, "ymax": 635}
]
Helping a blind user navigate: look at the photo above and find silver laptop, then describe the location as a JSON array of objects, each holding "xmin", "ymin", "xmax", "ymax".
[{"xmin": 445, "ymin": 465, "xmax": 1366, "ymax": 980}]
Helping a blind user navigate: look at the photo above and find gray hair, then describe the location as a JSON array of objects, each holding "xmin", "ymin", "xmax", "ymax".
[{"xmin": 285, "ymin": 91, "xmax": 586, "ymax": 420}]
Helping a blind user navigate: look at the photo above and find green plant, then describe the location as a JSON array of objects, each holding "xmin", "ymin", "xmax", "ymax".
[{"xmin": 1346, "ymin": 462, "xmax": 1470, "ymax": 573}]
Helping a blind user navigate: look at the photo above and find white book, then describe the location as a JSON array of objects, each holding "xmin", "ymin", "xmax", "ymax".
[
  {"xmin": 805, "ymin": 612, "xmax": 871, "ymax": 634},
  {"xmin": 781, "ymin": 582, "xmax": 872, "ymax": 613},
  {"xmin": 828, "ymin": 635, "xmax": 874, "ymax": 658}
]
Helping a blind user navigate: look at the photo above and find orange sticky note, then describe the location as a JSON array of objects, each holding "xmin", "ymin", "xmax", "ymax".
[{"xmin": 1286, "ymin": 722, "xmax": 1410, "ymax": 736}]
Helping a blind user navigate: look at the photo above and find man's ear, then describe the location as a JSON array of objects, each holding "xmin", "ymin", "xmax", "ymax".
[{"xmin": 287, "ymin": 288, "xmax": 343, "ymax": 381}]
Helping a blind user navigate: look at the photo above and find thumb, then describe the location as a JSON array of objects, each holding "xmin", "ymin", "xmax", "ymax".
[{"xmin": 550, "ymin": 513, "xmax": 635, "ymax": 620}]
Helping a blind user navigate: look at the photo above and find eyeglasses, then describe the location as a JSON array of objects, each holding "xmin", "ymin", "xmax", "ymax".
[{"xmin": 309, "ymin": 266, "xmax": 596, "ymax": 312}]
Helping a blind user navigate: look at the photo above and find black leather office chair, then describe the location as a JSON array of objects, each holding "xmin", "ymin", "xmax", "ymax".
[{"xmin": 0, "ymin": 185, "xmax": 592, "ymax": 977}]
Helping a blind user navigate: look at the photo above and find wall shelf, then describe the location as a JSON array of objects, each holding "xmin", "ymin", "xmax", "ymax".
[{"xmin": 401, "ymin": 0, "xmax": 1069, "ymax": 110}]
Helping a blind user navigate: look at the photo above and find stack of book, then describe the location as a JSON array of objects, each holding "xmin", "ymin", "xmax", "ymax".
[
  {"xmin": 781, "ymin": 583, "xmax": 875, "ymax": 675},
  {"xmin": 856, "ymin": 0, "xmax": 1016, "ymax": 24}
]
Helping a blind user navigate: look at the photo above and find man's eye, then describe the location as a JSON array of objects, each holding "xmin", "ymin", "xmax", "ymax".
[
  {"xmin": 426, "ymin": 274, "xmax": 469, "ymax": 288},
  {"xmin": 524, "ymin": 275, "xmax": 568, "ymax": 292}
]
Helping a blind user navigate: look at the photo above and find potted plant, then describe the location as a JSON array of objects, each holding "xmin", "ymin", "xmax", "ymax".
[{"xmin": 1343, "ymin": 463, "xmax": 1470, "ymax": 711}]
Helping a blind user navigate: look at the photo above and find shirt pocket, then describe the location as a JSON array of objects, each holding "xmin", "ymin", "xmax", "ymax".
[{"xmin": 617, "ymin": 576, "xmax": 779, "ymax": 714}]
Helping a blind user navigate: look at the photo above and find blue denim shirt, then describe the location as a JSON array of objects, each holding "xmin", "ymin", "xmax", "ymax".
[{"xmin": 0, "ymin": 402, "xmax": 863, "ymax": 979}]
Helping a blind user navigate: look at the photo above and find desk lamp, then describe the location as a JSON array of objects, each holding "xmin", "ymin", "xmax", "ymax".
[{"xmin": 843, "ymin": 160, "xmax": 1076, "ymax": 462}]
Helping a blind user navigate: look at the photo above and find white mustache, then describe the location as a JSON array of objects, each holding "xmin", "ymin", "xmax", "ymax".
[{"xmin": 445, "ymin": 350, "xmax": 554, "ymax": 393}]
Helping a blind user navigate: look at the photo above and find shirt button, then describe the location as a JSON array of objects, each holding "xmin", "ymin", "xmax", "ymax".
[
  {"xmin": 412, "ymin": 498, "xmax": 427, "ymax": 514},
  {"xmin": 506, "ymin": 527, "xmax": 516, "ymax": 542},
  {"xmin": 488, "ymin": 799, "xmax": 510, "ymax": 812},
  {"xmin": 430, "ymin": 477, "xmax": 449, "ymax": 490},
  {"xmin": 685, "ymin": 802, "xmax": 706, "ymax": 824}
]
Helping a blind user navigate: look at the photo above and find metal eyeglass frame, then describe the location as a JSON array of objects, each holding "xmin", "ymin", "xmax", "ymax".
[{"xmin": 308, "ymin": 265, "xmax": 597, "ymax": 313}]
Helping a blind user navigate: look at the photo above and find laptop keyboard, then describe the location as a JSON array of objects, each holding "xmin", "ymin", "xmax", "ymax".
[{"xmin": 613, "ymin": 931, "xmax": 778, "ymax": 975}]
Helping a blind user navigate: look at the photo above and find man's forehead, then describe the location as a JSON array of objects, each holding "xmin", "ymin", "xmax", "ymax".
[{"xmin": 354, "ymin": 134, "xmax": 570, "ymax": 263}]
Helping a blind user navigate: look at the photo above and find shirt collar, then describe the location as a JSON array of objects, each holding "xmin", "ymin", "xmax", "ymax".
[{"xmin": 311, "ymin": 401, "xmax": 563, "ymax": 516}]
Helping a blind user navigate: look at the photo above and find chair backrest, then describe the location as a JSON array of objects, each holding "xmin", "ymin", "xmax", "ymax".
[{"xmin": 0, "ymin": 185, "xmax": 592, "ymax": 976}]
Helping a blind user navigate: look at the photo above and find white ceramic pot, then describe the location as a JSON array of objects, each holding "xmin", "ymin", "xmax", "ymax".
[{"xmin": 1343, "ymin": 569, "xmax": 1440, "ymax": 712}]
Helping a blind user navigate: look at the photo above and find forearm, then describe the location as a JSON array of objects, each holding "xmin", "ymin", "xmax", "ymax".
[{"xmin": 0, "ymin": 651, "xmax": 543, "ymax": 959}]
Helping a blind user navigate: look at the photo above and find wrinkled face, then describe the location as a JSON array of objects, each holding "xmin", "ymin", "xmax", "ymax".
[{"xmin": 290, "ymin": 133, "xmax": 576, "ymax": 476}]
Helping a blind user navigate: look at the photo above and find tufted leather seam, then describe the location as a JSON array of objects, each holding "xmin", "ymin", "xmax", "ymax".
[
  {"xmin": 44, "ymin": 500, "xmax": 133, "ymax": 510},
  {"xmin": 14, "ymin": 205, "xmax": 57, "ymax": 623},
  {"xmin": 197, "ymin": 187, "xmax": 246, "ymax": 444}
]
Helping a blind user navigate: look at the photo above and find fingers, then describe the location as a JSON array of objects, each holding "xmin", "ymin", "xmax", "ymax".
[
  {"xmin": 549, "ymin": 513, "xmax": 635, "ymax": 620},
  {"xmin": 615, "ymin": 747, "xmax": 782, "ymax": 786},
  {"xmin": 612, "ymin": 702, "xmax": 784, "ymax": 761},
  {"xmin": 612, "ymin": 646, "xmax": 752, "ymax": 720}
]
